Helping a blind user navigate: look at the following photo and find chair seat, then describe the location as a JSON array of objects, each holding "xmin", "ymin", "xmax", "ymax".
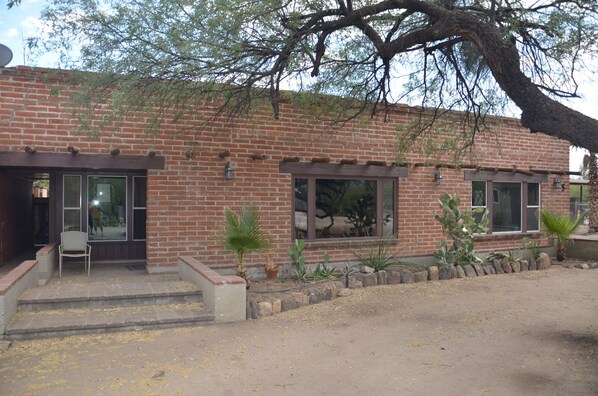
[{"xmin": 59, "ymin": 231, "xmax": 92, "ymax": 277}]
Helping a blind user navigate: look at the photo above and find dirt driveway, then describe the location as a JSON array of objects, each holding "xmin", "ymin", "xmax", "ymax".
[{"xmin": 1, "ymin": 267, "xmax": 597, "ymax": 395}]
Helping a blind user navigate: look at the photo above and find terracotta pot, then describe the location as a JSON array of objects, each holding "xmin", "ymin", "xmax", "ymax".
[{"xmin": 266, "ymin": 267, "xmax": 279, "ymax": 279}]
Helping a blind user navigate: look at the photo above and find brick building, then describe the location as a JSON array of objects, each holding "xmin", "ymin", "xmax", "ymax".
[{"xmin": 0, "ymin": 66, "xmax": 569, "ymax": 274}]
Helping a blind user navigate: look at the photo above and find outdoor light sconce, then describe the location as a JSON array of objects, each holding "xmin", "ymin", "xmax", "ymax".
[
  {"xmin": 553, "ymin": 177, "xmax": 562, "ymax": 189},
  {"xmin": 224, "ymin": 161, "xmax": 234, "ymax": 180},
  {"xmin": 434, "ymin": 169, "xmax": 443, "ymax": 185}
]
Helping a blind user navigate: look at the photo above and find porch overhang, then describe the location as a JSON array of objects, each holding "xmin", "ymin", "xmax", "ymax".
[{"xmin": 0, "ymin": 151, "xmax": 165, "ymax": 170}]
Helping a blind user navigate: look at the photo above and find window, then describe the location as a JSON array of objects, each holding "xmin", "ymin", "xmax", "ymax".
[
  {"xmin": 527, "ymin": 183, "xmax": 540, "ymax": 232},
  {"xmin": 471, "ymin": 180, "xmax": 541, "ymax": 234},
  {"xmin": 294, "ymin": 177, "xmax": 396, "ymax": 240},
  {"xmin": 88, "ymin": 176, "xmax": 127, "ymax": 241},
  {"xmin": 63, "ymin": 175, "xmax": 81, "ymax": 232},
  {"xmin": 133, "ymin": 176, "xmax": 147, "ymax": 240}
]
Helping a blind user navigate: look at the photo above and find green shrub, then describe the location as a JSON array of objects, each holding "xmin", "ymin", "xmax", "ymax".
[
  {"xmin": 540, "ymin": 210, "xmax": 586, "ymax": 261},
  {"xmin": 352, "ymin": 236, "xmax": 400, "ymax": 272}
]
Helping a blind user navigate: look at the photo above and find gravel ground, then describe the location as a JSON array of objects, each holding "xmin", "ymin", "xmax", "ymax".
[{"xmin": 1, "ymin": 265, "xmax": 597, "ymax": 396}]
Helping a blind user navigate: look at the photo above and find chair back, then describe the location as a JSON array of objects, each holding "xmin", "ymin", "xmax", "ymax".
[{"xmin": 61, "ymin": 231, "xmax": 88, "ymax": 251}]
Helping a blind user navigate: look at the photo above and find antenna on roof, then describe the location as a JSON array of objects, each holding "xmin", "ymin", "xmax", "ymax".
[{"xmin": 0, "ymin": 44, "xmax": 13, "ymax": 67}]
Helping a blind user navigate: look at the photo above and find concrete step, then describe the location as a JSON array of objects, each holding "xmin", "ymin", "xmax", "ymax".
[
  {"xmin": 17, "ymin": 280, "xmax": 202, "ymax": 311},
  {"xmin": 4, "ymin": 302, "xmax": 214, "ymax": 340}
]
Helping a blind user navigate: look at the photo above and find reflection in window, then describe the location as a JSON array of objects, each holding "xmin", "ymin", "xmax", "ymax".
[
  {"xmin": 88, "ymin": 176, "xmax": 127, "ymax": 241},
  {"xmin": 492, "ymin": 182, "xmax": 521, "ymax": 232},
  {"xmin": 383, "ymin": 181, "xmax": 395, "ymax": 236},
  {"xmin": 294, "ymin": 178, "xmax": 308, "ymax": 239},
  {"xmin": 133, "ymin": 177, "xmax": 147, "ymax": 240},
  {"xmin": 293, "ymin": 177, "xmax": 395, "ymax": 240},
  {"xmin": 63, "ymin": 175, "xmax": 81, "ymax": 231},
  {"xmin": 527, "ymin": 183, "xmax": 540, "ymax": 232},
  {"xmin": 471, "ymin": 181, "xmax": 487, "ymax": 225},
  {"xmin": 315, "ymin": 179, "xmax": 376, "ymax": 238}
]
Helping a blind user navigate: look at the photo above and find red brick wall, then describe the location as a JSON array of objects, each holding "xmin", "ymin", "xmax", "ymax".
[{"xmin": 0, "ymin": 67, "xmax": 570, "ymax": 270}]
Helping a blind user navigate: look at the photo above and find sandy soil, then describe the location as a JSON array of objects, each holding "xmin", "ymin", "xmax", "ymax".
[{"xmin": 1, "ymin": 266, "xmax": 597, "ymax": 396}]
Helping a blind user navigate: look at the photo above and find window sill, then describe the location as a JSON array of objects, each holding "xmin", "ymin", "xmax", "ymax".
[
  {"xmin": 303, "ymin": 237, "xmax": 399, "ymax": 249},
  {"xmin": 473, "ymin": 232, "xmax": 542, "ymax": 241}
]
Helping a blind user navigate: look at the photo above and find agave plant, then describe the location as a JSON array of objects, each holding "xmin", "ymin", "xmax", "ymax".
[
  {"xmin": 220, "ymin": 204, "xmax": 271, "ymax": 281},
  {"xmin": 540, "ymin": 210, "xmax": 586, "ymax": 261}
]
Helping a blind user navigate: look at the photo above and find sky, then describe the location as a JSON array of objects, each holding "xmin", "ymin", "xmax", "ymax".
[{"xmin": 1, "ymin": 0, "xmax": 595, "ymax": 173}]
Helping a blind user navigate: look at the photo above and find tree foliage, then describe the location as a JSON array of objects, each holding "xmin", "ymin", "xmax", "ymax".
[{"xmin": 27, "ymin": 0, "xmax": 598, "ymax": 151}]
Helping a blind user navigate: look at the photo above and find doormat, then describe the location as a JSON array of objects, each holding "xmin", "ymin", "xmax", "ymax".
[{"xmin": 126, "ymin": 264, "xmax": 147, "ymax": 271}]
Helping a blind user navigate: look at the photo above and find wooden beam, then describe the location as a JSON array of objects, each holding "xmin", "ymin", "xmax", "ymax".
[
  {"xmin": 0, "ymin": 151, "xmax": 165, "ymax": 170},
  {"xmin": 279, "ymin": 161, "xmax": 408, "ymax": 178}
]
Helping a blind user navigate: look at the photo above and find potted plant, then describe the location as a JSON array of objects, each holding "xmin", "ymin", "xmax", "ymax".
[
  {"xmin": 540, "ymin": 210, "xmax": 586, "ymax": 261},
  {"xmin": 220, "ymin": 203, "xmax": 271, "ymax": 285},
  {"xmin": 264, "ymin": 251, "xmax": 279, "ymax": 279}
]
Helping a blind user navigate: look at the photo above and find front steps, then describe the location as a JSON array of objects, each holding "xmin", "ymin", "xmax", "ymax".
[{"xmin": 4, "ymin": 280, "xmax": 214, "ymax": 340}]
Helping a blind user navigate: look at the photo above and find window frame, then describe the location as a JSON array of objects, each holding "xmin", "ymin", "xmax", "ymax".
[
  {"xmin": 292, "ymin": 174, "xmax": 398, "ymax": 241},
  {"xmin": 87, "ymin": 175, "xmax": 128, "ymax": 242},
  {"xmin": 132, "ymin": 176, "xmax": 147, "ymax": 241},
  {"xmin": 62, "ymin": 174, "xmax": 82, "ymax": 232},
  {"xmin": 465, "ymin": 170, "xmax": 546, "ymax": 235}
]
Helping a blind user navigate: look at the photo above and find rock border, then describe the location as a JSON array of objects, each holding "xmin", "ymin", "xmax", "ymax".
[{"xmin": 245, "ymin": 253, "xmax": 597, "ymax": 319}]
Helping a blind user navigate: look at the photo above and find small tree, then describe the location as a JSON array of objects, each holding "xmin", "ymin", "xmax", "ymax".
[
  {"xmin": 220, "ymin": 204, "xmax": 270, "ymax": 282},
  {"xmin": 434, "ymin": 193, "xmax": 487, "ymax": 267},
  {"xmin": 540, "ymin": 210, "xmax": 586, "ymax": 261}
]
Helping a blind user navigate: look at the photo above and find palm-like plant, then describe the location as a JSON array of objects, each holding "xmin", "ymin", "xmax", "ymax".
[
  {"xmin": 540, "ymin": 210, "xmax": 586, "ymax": 261},
  {"xmin": 220, "ymin": 204, "xmax": 271, "ymax": 282}
]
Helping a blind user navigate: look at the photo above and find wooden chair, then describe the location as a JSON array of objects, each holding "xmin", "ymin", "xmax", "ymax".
[{"xmin": 59, "ymin": 231, "xmax": 92, "ymax": 277}]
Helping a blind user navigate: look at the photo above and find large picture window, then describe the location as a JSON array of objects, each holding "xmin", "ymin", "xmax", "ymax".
[
  {"xmin": 471, "ymin": 180, "xmax": 540, "ymax": 234},
  {"xmin": 294, "ymin": 177, "xmax": 396, "ymax": 240}
]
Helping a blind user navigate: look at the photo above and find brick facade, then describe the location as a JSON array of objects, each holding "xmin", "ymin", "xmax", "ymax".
[{"xmin": 0, "ymin": 66, "xmax": 569, "ymax": 271}]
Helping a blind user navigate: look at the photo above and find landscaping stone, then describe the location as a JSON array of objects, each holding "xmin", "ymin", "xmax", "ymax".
[
  {"xmin": 413, "ymin": 271, "xmax": 428, "ymax": 283},
  {"xmin": 377, "ymin": 270, "xmax": 388, "ymax": 285},
  {"xmin": 308, "ymin": 289, "xmax": 322, "ymax": 304},
  {"xmin": 247, "ymin": 301, "xmax": 259, "ymax": 319},
  {"xmin": 337, "ymin": 288, "xmax": 352, "ymax": 297},
  {"xmin": 438, "ymin": 266, "xmax": 452, "ymax": 280},
  {"xmin": 511, "ymin": 261, "xmax": 521, "ymax": 273},
  {"xmin": 537, "ymin": 253, "xmax": 552, "ymax": 270},
  {"xmin": 473, "ymin": 264, "xmax": 485, "ymax": 276},
  {"xmin": 529, "ymin": 259, "xmax": 538, "ymax": 271},
  {"xmin": 362, "ymin": 273, "xmax": 378, "ymax": 287},
  {"xmin": 0, "ymin": 341, "xmax": 11, "ymax": 351},
  {"xmin": 387, "ymin": 270, "xmax": 401, "ymax": 284},
  {"xmin": 591, "ymin": 263, "xmax": 598, "ymax": 269},
  {"xmin": 581, "ymin": 263, "xmax": 590, "ymax": 270},
  {"xmin": 281, "ymin": 297, "xmax": 298, "ymax": 312},
  {"xmin": 348, "ymin": 278, "xmax": 363, "ymax": 289},
  {"xmin": 456, "ymin": 266, "xmax": 466, "ymax": 278},
  {"xmin": 272, "ymin": 299, "xmax": 282, "ymax": 314},
  {"xmin": 361, "ymin": 266, "xmax": 375, "ymax": 274},
  {"xmin": 400, "ymin": 270, "xmax": 414, "ymax": 284},
  {"xmin": 428, "ymin": 266, "xmax": 439, "ymax": 281},
  {"xmin": 463, "ymin": 264, "xmax": 477, "ymax": 277},
  {"xmin": 258, "ymin": 302, "xmax": 273, "ymax": 317},
  {"xmin": 322, "ymin": 283, "xmax": 336, "ymax": 300},
  {"xmin": 493, "ymin": 260, "xmax": 505, "ymax": 274},
  {"xmin": 292, "ymin": 292, "xmax": 309, "ymax": 306},
  {"xmin": 450, "ymin": 266, "xmax": 458, "ymax": 279},
  {"xmin": 501, "ymin": 262, "xmax": 512, "ymax": 273},
  {"xmin": 520, "ymin": 260, "xmax": 529, "ymax": 272},
  {"xmin": 483, "ymin": 264, "xmax": 495, "ymax": 275}
]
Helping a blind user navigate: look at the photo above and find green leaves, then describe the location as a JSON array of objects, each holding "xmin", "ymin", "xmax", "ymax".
[
  {"xmin": 220, "ymin": 203, "xmax": 270, "ymax": 277},
  {"xmin": 434, "ymin": 193, "xmax": 486, "ymax": 267}
]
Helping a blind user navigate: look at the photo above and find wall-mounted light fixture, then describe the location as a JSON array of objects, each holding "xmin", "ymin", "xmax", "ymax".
[
  {"xmin": 434, "ymin": 169, "xmax": 443, "ymax": 185},
  {"xmin": 24, "ymin": 145, "xmax": 36, "ymax": 153},
  {"xmin": 553, "ymin": 177, "xmax": 562, "ymax": 189},
  {"xmin": 224, "ymin": 161, "xmax": 234, "ymax": 180},
  {"xmin": 110, "ymin": 148, "xmax": 120, "ymax": 156}
]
